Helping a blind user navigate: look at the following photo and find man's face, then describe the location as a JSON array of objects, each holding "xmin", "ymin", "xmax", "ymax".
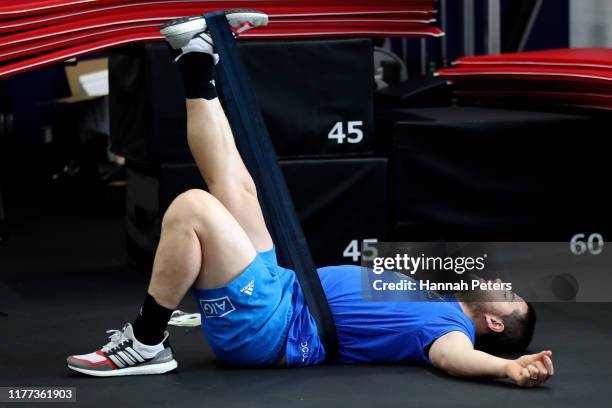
[{"xmin": 467, "ymin": 278, "xmax": 529, "ymax": 317}]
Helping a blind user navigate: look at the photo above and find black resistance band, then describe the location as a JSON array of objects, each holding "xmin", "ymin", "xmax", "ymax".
[{"xmin": 205, "ymin": 11, "xmax": 339, "ymax": 363}]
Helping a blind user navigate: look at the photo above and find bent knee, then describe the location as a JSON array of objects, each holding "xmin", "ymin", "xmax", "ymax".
[
  {"xmin": 175, "ymin": 189, "xmax": 214, "ymax": 205},
  {"xmin": 162, "ymin": 189, "xmax": 219, "ymax": 227}
]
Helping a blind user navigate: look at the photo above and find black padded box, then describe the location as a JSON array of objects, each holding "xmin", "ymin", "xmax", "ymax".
[
  {"xmin": 280, "ymin": 157, "xmax": 388, "ymax": 266},
  {"xmin": 110, "ymin": 39, "xmax": 374, "ymax": 164},
  {"xmin": 391, "ymin": 107, "xmax": 610, "ymax": 241},
  {"xmin": 126, "ymin": 157, "xmax": 388, "ymax": 268}
]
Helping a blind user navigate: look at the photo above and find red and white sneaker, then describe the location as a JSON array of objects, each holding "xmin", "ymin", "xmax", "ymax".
[
  {"xmin": 160, "ymin": 9, "xmax": 268, "ymax": 49},
  {"xmin": 67, "ymin": 324, "xmax": 177, "ymax": 377},
  {"xmin": 160, "ymin": 9, "xmax": 268, "ymax": 63}
]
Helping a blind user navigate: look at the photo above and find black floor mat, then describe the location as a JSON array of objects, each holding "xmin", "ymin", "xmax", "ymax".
[{"xmin": 1, "ymin": 211, "xmax": 611, "ymax": 407}]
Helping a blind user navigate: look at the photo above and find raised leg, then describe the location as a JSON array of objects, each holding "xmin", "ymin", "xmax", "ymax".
[
  {"xmin": 66, "ymin": 11, "xmax": 273, "ymax": 377},
  {"xmin": 185, "ymin": 98, "xmax": 273, "ymax": 253}
]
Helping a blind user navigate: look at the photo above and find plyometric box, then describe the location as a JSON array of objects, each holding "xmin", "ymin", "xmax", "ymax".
[
  {"xmin": 110, "ymin": 39, "xmax": 374, "ymax": 164},
  {"xmin": 391, "ymin": 106, "xmax": 610, "ymax": 241},
  {"xmin": 126, "ymin": 158, "xmax": 388, "ymax": 268}
]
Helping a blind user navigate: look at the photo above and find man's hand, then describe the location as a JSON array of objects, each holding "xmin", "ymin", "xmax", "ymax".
[
  {"xmin": 430, "ymin": 333, "xmax": 555, "ymax": 388},
  {"xmin": 505, "ymin": 351, "xmax": 554, "ymax": 387}
]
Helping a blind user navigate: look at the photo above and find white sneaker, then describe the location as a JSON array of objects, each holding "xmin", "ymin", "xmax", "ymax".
[
  {"xmin": 67, "ymin": 323, "xmax": 177, "ymax": 377},
  {"xmin": 160, "ymin": 9, "xmax": 269, "ymax": 63}
]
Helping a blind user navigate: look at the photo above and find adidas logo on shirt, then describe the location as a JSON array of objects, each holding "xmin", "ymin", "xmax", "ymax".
[{"xmin": 240, "ymin": 280, "xmax": 255, "ymax": 296}]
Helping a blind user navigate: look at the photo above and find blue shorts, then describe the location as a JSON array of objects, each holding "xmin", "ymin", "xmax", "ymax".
[{"xmin": 192, "ymin": 248, "xmax": 296, "ymax": 366}]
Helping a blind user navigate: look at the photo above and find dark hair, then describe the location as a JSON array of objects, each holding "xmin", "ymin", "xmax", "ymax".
[{"xmin": 475, "ymin": 302, "xmax": 536, "ymax": 354}]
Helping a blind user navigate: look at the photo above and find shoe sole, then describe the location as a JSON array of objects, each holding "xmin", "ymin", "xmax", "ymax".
[
  {"xmin": 160, "ymin": 9, "xmax": 268, "ymax": 49},
  {"xmin": 67, "ymin": 359, "xmax": 178, "ymax": 377}
]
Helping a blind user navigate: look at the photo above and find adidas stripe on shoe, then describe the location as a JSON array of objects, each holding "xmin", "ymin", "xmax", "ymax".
[{"xmin": 67, "ymin": 323, "xmax": 177, "ymax": 377}]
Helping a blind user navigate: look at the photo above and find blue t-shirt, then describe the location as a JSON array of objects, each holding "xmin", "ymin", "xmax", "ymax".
[{"xmin": 285, "ymin": 265, "xmax": 476, "ymax": 367}]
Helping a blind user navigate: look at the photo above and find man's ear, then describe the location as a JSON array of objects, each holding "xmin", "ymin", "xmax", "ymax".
[{"xmin": 485, "ymin": 314, "xmax": 504, "ymax": 333}]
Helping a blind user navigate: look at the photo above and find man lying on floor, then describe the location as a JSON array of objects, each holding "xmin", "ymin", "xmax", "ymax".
[{"xmin": 67, "ymin": 10, "xmax": 554, "ymax": 388}]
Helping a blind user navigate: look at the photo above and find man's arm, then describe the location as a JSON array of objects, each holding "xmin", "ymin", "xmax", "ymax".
[{"xmin": 428, "ymin": 331, "xmax": 554, "ymax": 387}]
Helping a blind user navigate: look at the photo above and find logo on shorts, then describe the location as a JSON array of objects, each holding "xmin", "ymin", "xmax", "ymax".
[
  {"xmin": 300, "ymin": 340, "xmax": 310, "ymax": 363},
  {"xmin": 240, "ymin": 280, "xmax": 255, "ymax": 296},
  {"xmin": 200, "ymin": 296, "xmax": 236, "ymax": 318}
]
